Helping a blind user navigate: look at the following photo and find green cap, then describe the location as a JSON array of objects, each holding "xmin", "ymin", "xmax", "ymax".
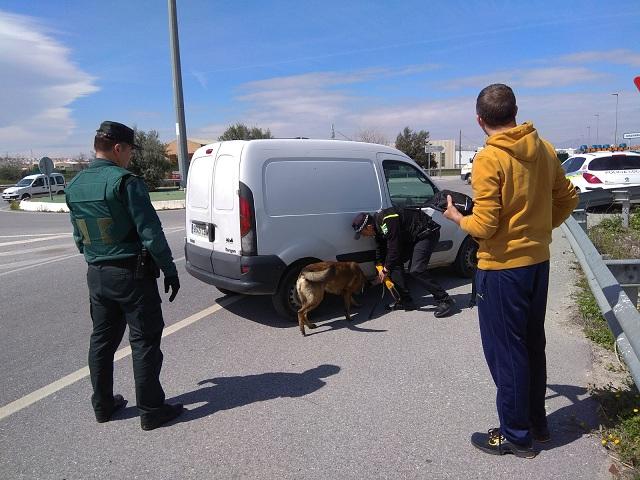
[{"xmin": 96, "ymin": 121, "xmax": 140, "ymax": 149}]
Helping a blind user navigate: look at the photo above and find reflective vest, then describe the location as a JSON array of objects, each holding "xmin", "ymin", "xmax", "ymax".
[{"xmin": 66, "ymin": 162, "xmax": 140, "ymax": 262}]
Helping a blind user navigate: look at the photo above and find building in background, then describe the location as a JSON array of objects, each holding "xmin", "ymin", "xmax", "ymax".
[
  {"xmin": 165, "ymin": 138, "xmax": 214, "ymax": 166},
  {"xmin": 429, "ymin": 139, "xmax": 477, "ymax": 169}
]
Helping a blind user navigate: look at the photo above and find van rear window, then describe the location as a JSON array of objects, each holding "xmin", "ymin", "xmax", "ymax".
[
  {"xmin": 187, "ymin": 157, "xmax": 212, "ymax": 209},
  {"xmin": 264, "ymin": 159, "xmax": 382, "ymax": 216}
]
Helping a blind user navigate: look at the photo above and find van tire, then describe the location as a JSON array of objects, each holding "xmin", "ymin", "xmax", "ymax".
[
  {"xmin": 454, "ymin": 236, "xmax": 478, "ymax": 278},
  {"xmin": 21, "ymin": 193, "xmax": 31, "ymax": 200},
  {"xmin": 272, "ymin": 259, "xmax": 319, "ymax": 321}
]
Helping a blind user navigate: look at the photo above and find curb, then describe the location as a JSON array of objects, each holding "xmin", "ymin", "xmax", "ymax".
[{"xmin": 19, "ymin": 199, "xmax": 185, "ymax": 213}]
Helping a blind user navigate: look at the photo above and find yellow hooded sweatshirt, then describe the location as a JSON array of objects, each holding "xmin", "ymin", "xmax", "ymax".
[{"xmin": 460, "ymin": 122, "xmax": 578, "ymax": 270}]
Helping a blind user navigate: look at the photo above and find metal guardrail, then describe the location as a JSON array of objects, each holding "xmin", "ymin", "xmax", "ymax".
[
  {"xmin": 562, "ymin": 214, "xmax": 640, "ymax": 388},
  {"xmin": 577, "ymin": 184, "xmax": 640, "ymax": 209}
]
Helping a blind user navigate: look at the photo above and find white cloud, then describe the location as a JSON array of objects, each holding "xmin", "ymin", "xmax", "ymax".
[
  {"xmin": 0, "ymin": 11, "xmax": 98, "ymax": 155},
  {"xmin": 560, "ymin": 49, "xmax": 640, "ymax": 67},
  {"xmin": 193, "ymin": 64, "xmax": 640, "ymax": 151},
  {"xmin": 442, "ymin": 67, "xmax": 607, "ymax": 90}
]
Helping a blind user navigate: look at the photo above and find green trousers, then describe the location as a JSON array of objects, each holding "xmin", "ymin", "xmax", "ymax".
[{"xmin": 86, "ymin": 260, "xmax": 166, "ymax": 416}]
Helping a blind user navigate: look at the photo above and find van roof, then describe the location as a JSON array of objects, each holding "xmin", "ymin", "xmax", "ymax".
[
  {"xmin": 191, "ymin": 138, "xmax": 408, "ymax": 160},
  {"xmin": 22, "ymin": 173, "xmax": 63, "ymax": 179}
]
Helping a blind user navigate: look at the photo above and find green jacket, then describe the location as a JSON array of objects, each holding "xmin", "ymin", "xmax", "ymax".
[{"xmin": 66, "ymin": 158, "xmax": 177, "ymax": 277}]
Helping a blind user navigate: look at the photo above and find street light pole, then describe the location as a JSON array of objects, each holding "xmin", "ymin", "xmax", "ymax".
[
  {"xmin": 168, "ymin": 0, "xmax": 189, "ymax": 188},
  {"xmin": 594, "ymin": 113, "xmax": 600, "ymax": 144},
  {"xmin": 611, "ymin": 93, "xmax": 619, "ymax": 146},
  {"xmin": 587, "ymin": 125, "xmax": 591, "ymax": 145}
]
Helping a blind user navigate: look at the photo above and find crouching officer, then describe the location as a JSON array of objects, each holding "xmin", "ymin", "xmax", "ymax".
[
  {"xmin": 352, "ymin": 207, "xmax": 455, "ymax": 317},
  {"xmin": 66, "ymin": 121, "xmax": 183, "ymax": 430}
]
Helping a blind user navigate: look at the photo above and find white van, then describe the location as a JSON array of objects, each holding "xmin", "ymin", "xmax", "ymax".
[
  {"xmin": 2, "ymin": 173, "xmax": 66, "ymax": 201},
  {"xmin": 185, "ymin": 139, "xmax": 476, "ymax": 318}
]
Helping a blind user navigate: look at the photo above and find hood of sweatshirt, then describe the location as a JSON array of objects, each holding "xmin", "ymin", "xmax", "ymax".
[{"xmin": 485, "ymin": 122, "xmax": 541, "ymax": 162}]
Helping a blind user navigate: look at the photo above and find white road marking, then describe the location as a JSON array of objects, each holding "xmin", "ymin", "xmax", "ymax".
[
  {"xmin": 0, "ymin": 234, "xmax": 72, "ymax": 247},
  {"xmin": 0, "ymin": 233, "xmax": 71, "ymax": 238},
  {"xmin": 0, "ymin": 245, "xmax": 76, "ymax": 257},
  {"xmin": 0, "ymin": 295, "xmax": 242, "ymax": 421},
  {"xmin": 0, "ymin": 253, "xmax": 81, "ymax": 277}
]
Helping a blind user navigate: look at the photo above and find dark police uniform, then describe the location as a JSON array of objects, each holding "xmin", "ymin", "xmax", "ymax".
[
  {"xmin": 66, "ymin": 123, "xmax": 179, "ymax": 423},
  {"xmin": 371, "ymin": 207, "xmax": 453, "ymax": 316}
]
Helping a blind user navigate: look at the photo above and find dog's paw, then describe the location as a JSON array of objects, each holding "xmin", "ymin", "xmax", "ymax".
[{"xmin": 308, "ymin": 323, "xmax": 317, "ymax": 329}]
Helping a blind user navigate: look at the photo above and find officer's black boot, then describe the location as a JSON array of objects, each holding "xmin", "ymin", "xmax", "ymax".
[
  {"xmin": 434, "ymin": 297, "xmax": 455, "ymax": 318},
  {"xmin": 140, "ymin": 403, "xmax": 185, "ymax": 431}
]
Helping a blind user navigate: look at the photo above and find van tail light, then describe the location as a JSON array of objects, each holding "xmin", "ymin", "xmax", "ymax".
[
  {"xmin": 582, "ymin": 172, "xmax": 603, "ymax": 184},
  {"xmin": 239, "ymin": 181, "xmax": 257, "ymax": 256}
]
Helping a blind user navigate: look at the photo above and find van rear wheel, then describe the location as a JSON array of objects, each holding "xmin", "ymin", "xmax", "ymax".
[{"xmin": 272, "ymin": 260, "xmax": 318, "ymax": 321}]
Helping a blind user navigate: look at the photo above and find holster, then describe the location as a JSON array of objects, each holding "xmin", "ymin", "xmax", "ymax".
[{"xmin": 134, "ymin": 248, "xmax": 160, "ymax": 280}]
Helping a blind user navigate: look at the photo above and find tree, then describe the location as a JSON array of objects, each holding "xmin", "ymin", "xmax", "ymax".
[
  {"xmin": 0, "ymin": 158, "xmax": 24, "ymax": 182},
  {"xmin": 129, "ymin": 129, "xmax": 172, "ymax": 191},
  {"xmin": 218, "ymin": 123, "xmax": 273, "ymax": 141},
  {"xmin": 355, "ymin": 128, "xmax": 389, "ymax": 145},
  {"xmin": 394, "ymin": 127, "xmax": 434, "ymax": 168}
]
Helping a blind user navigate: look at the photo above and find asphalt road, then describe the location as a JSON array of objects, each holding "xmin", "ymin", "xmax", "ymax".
[{"xmin": 0, "ymin": 178, "xmax": 610, "ymax": 479}]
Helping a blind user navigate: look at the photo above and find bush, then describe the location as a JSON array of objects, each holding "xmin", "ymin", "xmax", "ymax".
[
  {"xmin": 129, "ymin": 129, "xmax": 171, "ymax": 191},
  {"xmin": 0, "ymin": 161, "xmax": 24, "ymax": 182}
]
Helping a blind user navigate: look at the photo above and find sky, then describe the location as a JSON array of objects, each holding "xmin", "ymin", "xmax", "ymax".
[{"xmin": 1, "ymin": 0, "xmax": 639, "ymax": 158}]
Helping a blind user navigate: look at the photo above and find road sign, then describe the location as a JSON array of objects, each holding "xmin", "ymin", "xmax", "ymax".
[
  {"xmin": 424, "ymin": 145, "xmax": 444, "ymax": 153},
  {"xmin": 38, "ymin": 157, "xmax": 54, "ymax": 200},
  {"xmin": 635, "ymin": 76, "xmax": 640, "ymax": 93},
  {"xmin": 38, "ymin": 156, "xmax": 54, "ymax": 176},
  {"xmin": 623, "ymin": 132, "xmax": 640, "ymax": 140}
]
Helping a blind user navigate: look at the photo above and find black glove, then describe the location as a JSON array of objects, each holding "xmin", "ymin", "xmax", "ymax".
[{"xmin": 164, "ymin": 275, "xmax": 180, "ymax": 302}]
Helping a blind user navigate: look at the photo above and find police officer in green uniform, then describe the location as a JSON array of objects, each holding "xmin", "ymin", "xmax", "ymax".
[{"xmin": 66, "ymin": 121, "xmax": 183, "ymax": 430}]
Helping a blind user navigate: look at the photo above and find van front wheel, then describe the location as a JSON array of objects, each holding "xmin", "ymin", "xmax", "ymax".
[
  {"xmin": 272, "ymin": 260, "xmax": 318, "ymax": 321},
  {"xmin": 454, "ymin": 236, "xmax": 478, "ymax": 278}
]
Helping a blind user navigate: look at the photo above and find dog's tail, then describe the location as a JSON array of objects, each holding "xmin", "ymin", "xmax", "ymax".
[{"xmin": 300, "ymin": 265, "xmax": 335, "ymax": 283}]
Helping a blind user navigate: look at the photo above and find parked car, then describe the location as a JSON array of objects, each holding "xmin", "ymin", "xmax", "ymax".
[
  {"xmin": 2, "ymin": 173, "xmax": 66, "ymax": 201},
  {"xmin": 184, "ymin": 139, "xmax": 477, "ymax": 319},
  {"xmin": 561, "ymin": 151, "xmax": 640, "ymax": 193},
  {"xmin": 460, "ymin": 158, "xmax": 473, "ymax": 184}
]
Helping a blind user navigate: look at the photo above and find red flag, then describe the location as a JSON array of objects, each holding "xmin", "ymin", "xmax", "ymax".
[{"xmin": 635, "ymin": 76, "xmax": 640, "ymax": 92}]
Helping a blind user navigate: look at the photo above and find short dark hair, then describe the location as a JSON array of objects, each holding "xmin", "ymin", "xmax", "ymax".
[
  {"xmin": 476, "ymin": 83, "xmax": 517, "ymax": 127},
  {"xmin": 94, "ymin": 134, "xmax": 117, "ymax": 152}
]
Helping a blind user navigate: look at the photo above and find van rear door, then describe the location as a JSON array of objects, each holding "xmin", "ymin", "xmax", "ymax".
[
  {"xmin": 186, "ymin": 151, "xmax": 216, "ymax": 250},
  {"xmin": 210, "ymin": 148, "xmax": 242, "ymax": 257}
]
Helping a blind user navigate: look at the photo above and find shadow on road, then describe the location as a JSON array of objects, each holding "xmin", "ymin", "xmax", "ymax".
[
  {"xmin": 538, "ymin": 383, "xmax": 600, "ymax": 451},
  {"xmin": 165, "ymin": 364, "xmax": 341, "ymax": 424},
  {"xmin": 220, "ymin": 267, "xmax": 476, "ymax": 332}
]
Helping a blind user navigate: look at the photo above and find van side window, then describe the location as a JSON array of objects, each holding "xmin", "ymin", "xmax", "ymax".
[
  {"xmin": 56, "ymin": 176, "xmax": 65, "ymax": 185},
  {"xmin": 32, "ymin": 178, "xmax": 44, "ymax": 187},
  {"xmin": 382, "ymin": 160, "xmax": 436, "ymax": 208}
]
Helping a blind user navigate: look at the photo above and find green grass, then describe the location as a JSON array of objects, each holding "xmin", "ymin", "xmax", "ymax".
[
  {"xmin": 580, "ymin": 209, "xmax": 640, "ymax": 474},
  {"xmin": 35, "ymin": 189, "xmax": 185, "ymax": 203},
  {"xmin": 589, "ymin": 214, "xmax": 640, "ymax": 259},
  {"xmin": 575, "ymin": 276, "xmax": 615, "ymax": 350},
  {"xmin": 591, "ymin": 381, "xmax": 640, "ymax": 471}
]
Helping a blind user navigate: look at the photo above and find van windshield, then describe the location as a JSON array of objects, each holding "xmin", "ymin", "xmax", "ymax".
[{"xmin": 16, "ymin": 178, "xmax": 32, "ymax": 186}]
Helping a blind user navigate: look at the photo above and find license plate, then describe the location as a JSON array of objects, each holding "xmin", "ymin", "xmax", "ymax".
[{"xmin": 191, "ymin": 221, "xmax": 209, "ymax": 237}]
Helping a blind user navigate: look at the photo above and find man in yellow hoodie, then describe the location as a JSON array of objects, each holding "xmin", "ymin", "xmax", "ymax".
[{"xmin": 444, "ymin": 84, "xmax": 578, "ymax": 458}]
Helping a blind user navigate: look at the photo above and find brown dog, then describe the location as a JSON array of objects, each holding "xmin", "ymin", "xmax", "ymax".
[{"xmin": 295, "ymin": 261, "xmax": 367, "ymax": 336}]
